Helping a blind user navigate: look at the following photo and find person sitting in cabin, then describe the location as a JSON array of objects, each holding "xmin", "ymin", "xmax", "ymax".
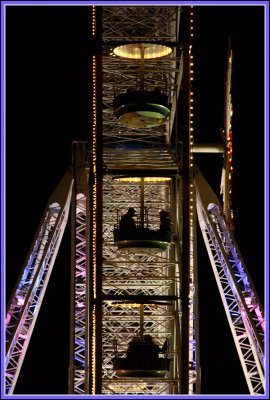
[
  {"xmin": 119, "ymin": 207, "xmax": 137, "ymax": 240},
  {"xmin": 126, "ymin": 336, "xmax": 143, "ymax": 359},
  {"xmin": 126, "ymin": 335, "xmax": 160, "ymax": 360},
  {"xmin": 156, "ymin": 209, "xmax": 172, "ymax": 241},
  {"xmin": 143, "ymin": 335, "xmax": 160, "ymax": 359}
]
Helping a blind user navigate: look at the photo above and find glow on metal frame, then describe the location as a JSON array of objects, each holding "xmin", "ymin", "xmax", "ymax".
[
  {"xmin": 5, "ymin": 171, "xmax": 73, "ymax": 394},
  {"xmin": 203, "ymin": 204, "xmax": 264, "ymax": 393},
  {"xmin": 113, "ymin": 43, "xmax": 172, "ymax": 59},
  {"xmin": 92, "ymin": 5, "xmax": 96, "ymax": 36},
  {"xmin": 195, "ymin": 171, "xmax": 265, "ymax": 395},
  {"xmin": 91, "ymin": 5, "xmax": 97, "ymax": 393},
  {"xmin": 91, "ymin": 306, "xmax": 96, "ymax": 395},
  {"xmin": 102, "ymin": 7, "xmax": 181, "ymax": 171},
  {"xmin": 107, "ymin": 302, "xmax": 141, "ymax": 308},
  {"xmin": 114, "ymin": 177, "xmax": 171, "ymax": 183},
  {"xmin": 102, "ymin": 175, "xmax": 177, "ymax": 394},
  {"xmin": 91, "ymin": 53, "xmax": 97, "ymax": 389},
  {"xmin": 220, "ymin": 45, "xmax": 234, "ymax": 229},
  {"xmin": 107, "ymin": 384, "xmax": 147, "ymax": 391},
  {"xmin": 102, "ymin": 6, "xmax": 182, "ymax": 395},
  {"xmin": 188, "ymin": 6, "xmax": 200, "ymax": 394}
]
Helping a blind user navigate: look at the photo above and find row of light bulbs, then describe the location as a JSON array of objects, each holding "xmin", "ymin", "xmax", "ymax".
[
  {"xmin": 189, "ymin": 6, "xmax": 195, "ymax": 228},
  {"xmin": 92, "ymin": 6, "xmax": 96, "ymax": 36},
  {"xmin": 91, "ymin": 5, "xmax": 97, "ymax": 394},
  {"xmin": 190, "ymin": 6, "xmax": 194, "ymax": 170}
]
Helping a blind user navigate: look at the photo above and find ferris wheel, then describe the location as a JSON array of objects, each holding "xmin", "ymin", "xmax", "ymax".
[{"xmin": 5, "ymin": 5, "xmax": 265, "ymax": 396}]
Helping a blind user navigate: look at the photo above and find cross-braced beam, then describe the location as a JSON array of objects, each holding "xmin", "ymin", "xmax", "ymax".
[
  {"xmin": 5, "ymin": 171, "xmax": 73, "ymax": 394},
  {"xmin": 195, "ymin": 167, "xmax": 265, "ymax": 395},
  {"xmin": 102, "ymin": 6, "xmax": 182, "ymax": 171},
  {"xmin": 102, "ymin": 176, "xmax": 181, "ymax": 395}
]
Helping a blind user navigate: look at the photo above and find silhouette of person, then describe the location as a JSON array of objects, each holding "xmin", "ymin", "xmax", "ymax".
[
  {"xmin": 126, "ymin": 336, "xmax": 143, "ymax": 358},
  {"xmin": 119, "ymin": 207, "xmax": 137, "ymax": 240},
  {"xmin": 159, "ymin": 210, "xmax": 171, "ymax": 231},
  {"xmin": 143, "ymin": 335, "xmax": 160, "ymax": 358},
  {"xmin": 156, "ymin": 210, "xmax": 172, "ymax": 241}
]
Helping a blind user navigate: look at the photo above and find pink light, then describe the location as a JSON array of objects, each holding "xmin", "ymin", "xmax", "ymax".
[
  {"xmin": 245, "ymin": 297, "xmax": 265, "ymax": 331},
  {"xmin": 5, "ymin": 312, "xmax": 12, "ymax": 327},
  {"xmin": 255, "ymin": 305, "xmax": 265, "ymax": 331},
  {"xmin": 17, "ymin": 296, "xmax": 25, "ymax": 306}
]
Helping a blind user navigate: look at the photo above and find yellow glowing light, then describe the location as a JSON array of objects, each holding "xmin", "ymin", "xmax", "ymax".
[
  {"xmin": 91, "ymin": 306, "xmax": 96, "ymax": 394},
  {"xmin": 92, "ymin": 53, "xmax": 98, "ymax": 300},
  {"xmin": 114, "ymin": 177, "xmax": 171, "ymax": 182},
  {"xmin": 108, "ymin": 302, "xmax": 141, "ymax": 308},
  {"xmin": 108, "ymin": 385, "xmax": 147, "ymax": 391},
  {"xmin": 92, "ymin": 6, "xmax": 96, "ymax": 36},
  {"xmin": 113, "ymin": 43, "xmax": 172, "ymax": 59}
]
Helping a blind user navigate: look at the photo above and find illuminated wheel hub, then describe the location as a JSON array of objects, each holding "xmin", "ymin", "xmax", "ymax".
[{"xmin": 113, "ymin": 43, "xmax": 172, "ymax": 59}]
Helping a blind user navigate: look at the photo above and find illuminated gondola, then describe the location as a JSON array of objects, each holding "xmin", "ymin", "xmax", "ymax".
[
  {"xmin": 114, "ymin": 227, "xmax": 171, "ymax": 255},
  {"xmin": 113, "ymin": 89, "xmax": 170, "ymax": 129},
  {"xmin": 112, "ymin": 303, "xmax": 171, "ymax": 377},
  {"xmin": 112, "ymin": 350, "xmax": 170, "ymax": 378},
  {"xmin": 113, "ymin": 43, "xmax": 171, "ymax": 128},
  {"xmin": 113, "ymin": 177, "xmax": 172, "ymax": 255}
]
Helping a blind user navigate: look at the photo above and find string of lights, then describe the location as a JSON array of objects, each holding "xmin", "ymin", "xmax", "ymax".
[
  {"xmin": 91, "ymin": 5, "xmax": 97, "ymax": 394},
  {"xmin": 188, "ymin": 6, "xmax": 199, "ymax": 393},
  {"xmin": 227, "ymin": 55, "xmax": 234, "ymax": 228}
]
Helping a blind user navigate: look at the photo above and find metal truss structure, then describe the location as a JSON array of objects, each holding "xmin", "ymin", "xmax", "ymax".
[
  {"xmin": 5, "ymin": 5, "xmax": 265, "ymax": 397},
  {"xmin": 100, "ymin": 5, "xmax": 201, "ymax": 395},
  {"xmin": 102, "ymin": 177, "xmax": 181, "ymax": 395},
  {"xmin": 195, "ymin": 168, "xmax": 265, "ymax": 395},
  {"xmin": 220, "ymin": 42, "xmax": 234, "ymax": 229},
  {"xmin": 68, "ymin": 143, "xmax": 91, "ymax": 394},
  {"xmin": 5, "ymin": 171, "xmax": 73, "ymax": 394},
  {"xmin": 102, "ymin": 6, "xmax": 182, "ymax": 170}
]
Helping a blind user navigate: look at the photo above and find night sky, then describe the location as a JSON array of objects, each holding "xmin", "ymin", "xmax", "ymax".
[{"xmin": 4, "ymin": 3, "xmax": 266, "ymax": 396}]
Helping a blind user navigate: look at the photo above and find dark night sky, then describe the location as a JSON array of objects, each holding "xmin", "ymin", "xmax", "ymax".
[{"xmin": 4, "ymin": 3, "xmax": 266, "ymax": 396}]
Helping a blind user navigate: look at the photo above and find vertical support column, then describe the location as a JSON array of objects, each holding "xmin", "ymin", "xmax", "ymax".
[
  {"xmin": 140, "ymin": 304, "xmax": 144, "ymax": 340},
  {"xmin": 68, "ymin": 142, "xmax": 91, "ymax": 394},
  {"xmin": 89, "ymin": 5, "xmax": 103, "ymax": 395},
  {"xmin": 180, "ymin": 5, "xmax": 192, "ymax": 394},
  {"xmin": 140, "ymin": 178, "xmax": 144, "ymax": 228},
  {"xmin": 140, "ymin": 45, "xmax": 145, "ymax": 91},
  {"xmin": 68, "ymin": 149, "xmax": 76, "ymax": 394}
]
